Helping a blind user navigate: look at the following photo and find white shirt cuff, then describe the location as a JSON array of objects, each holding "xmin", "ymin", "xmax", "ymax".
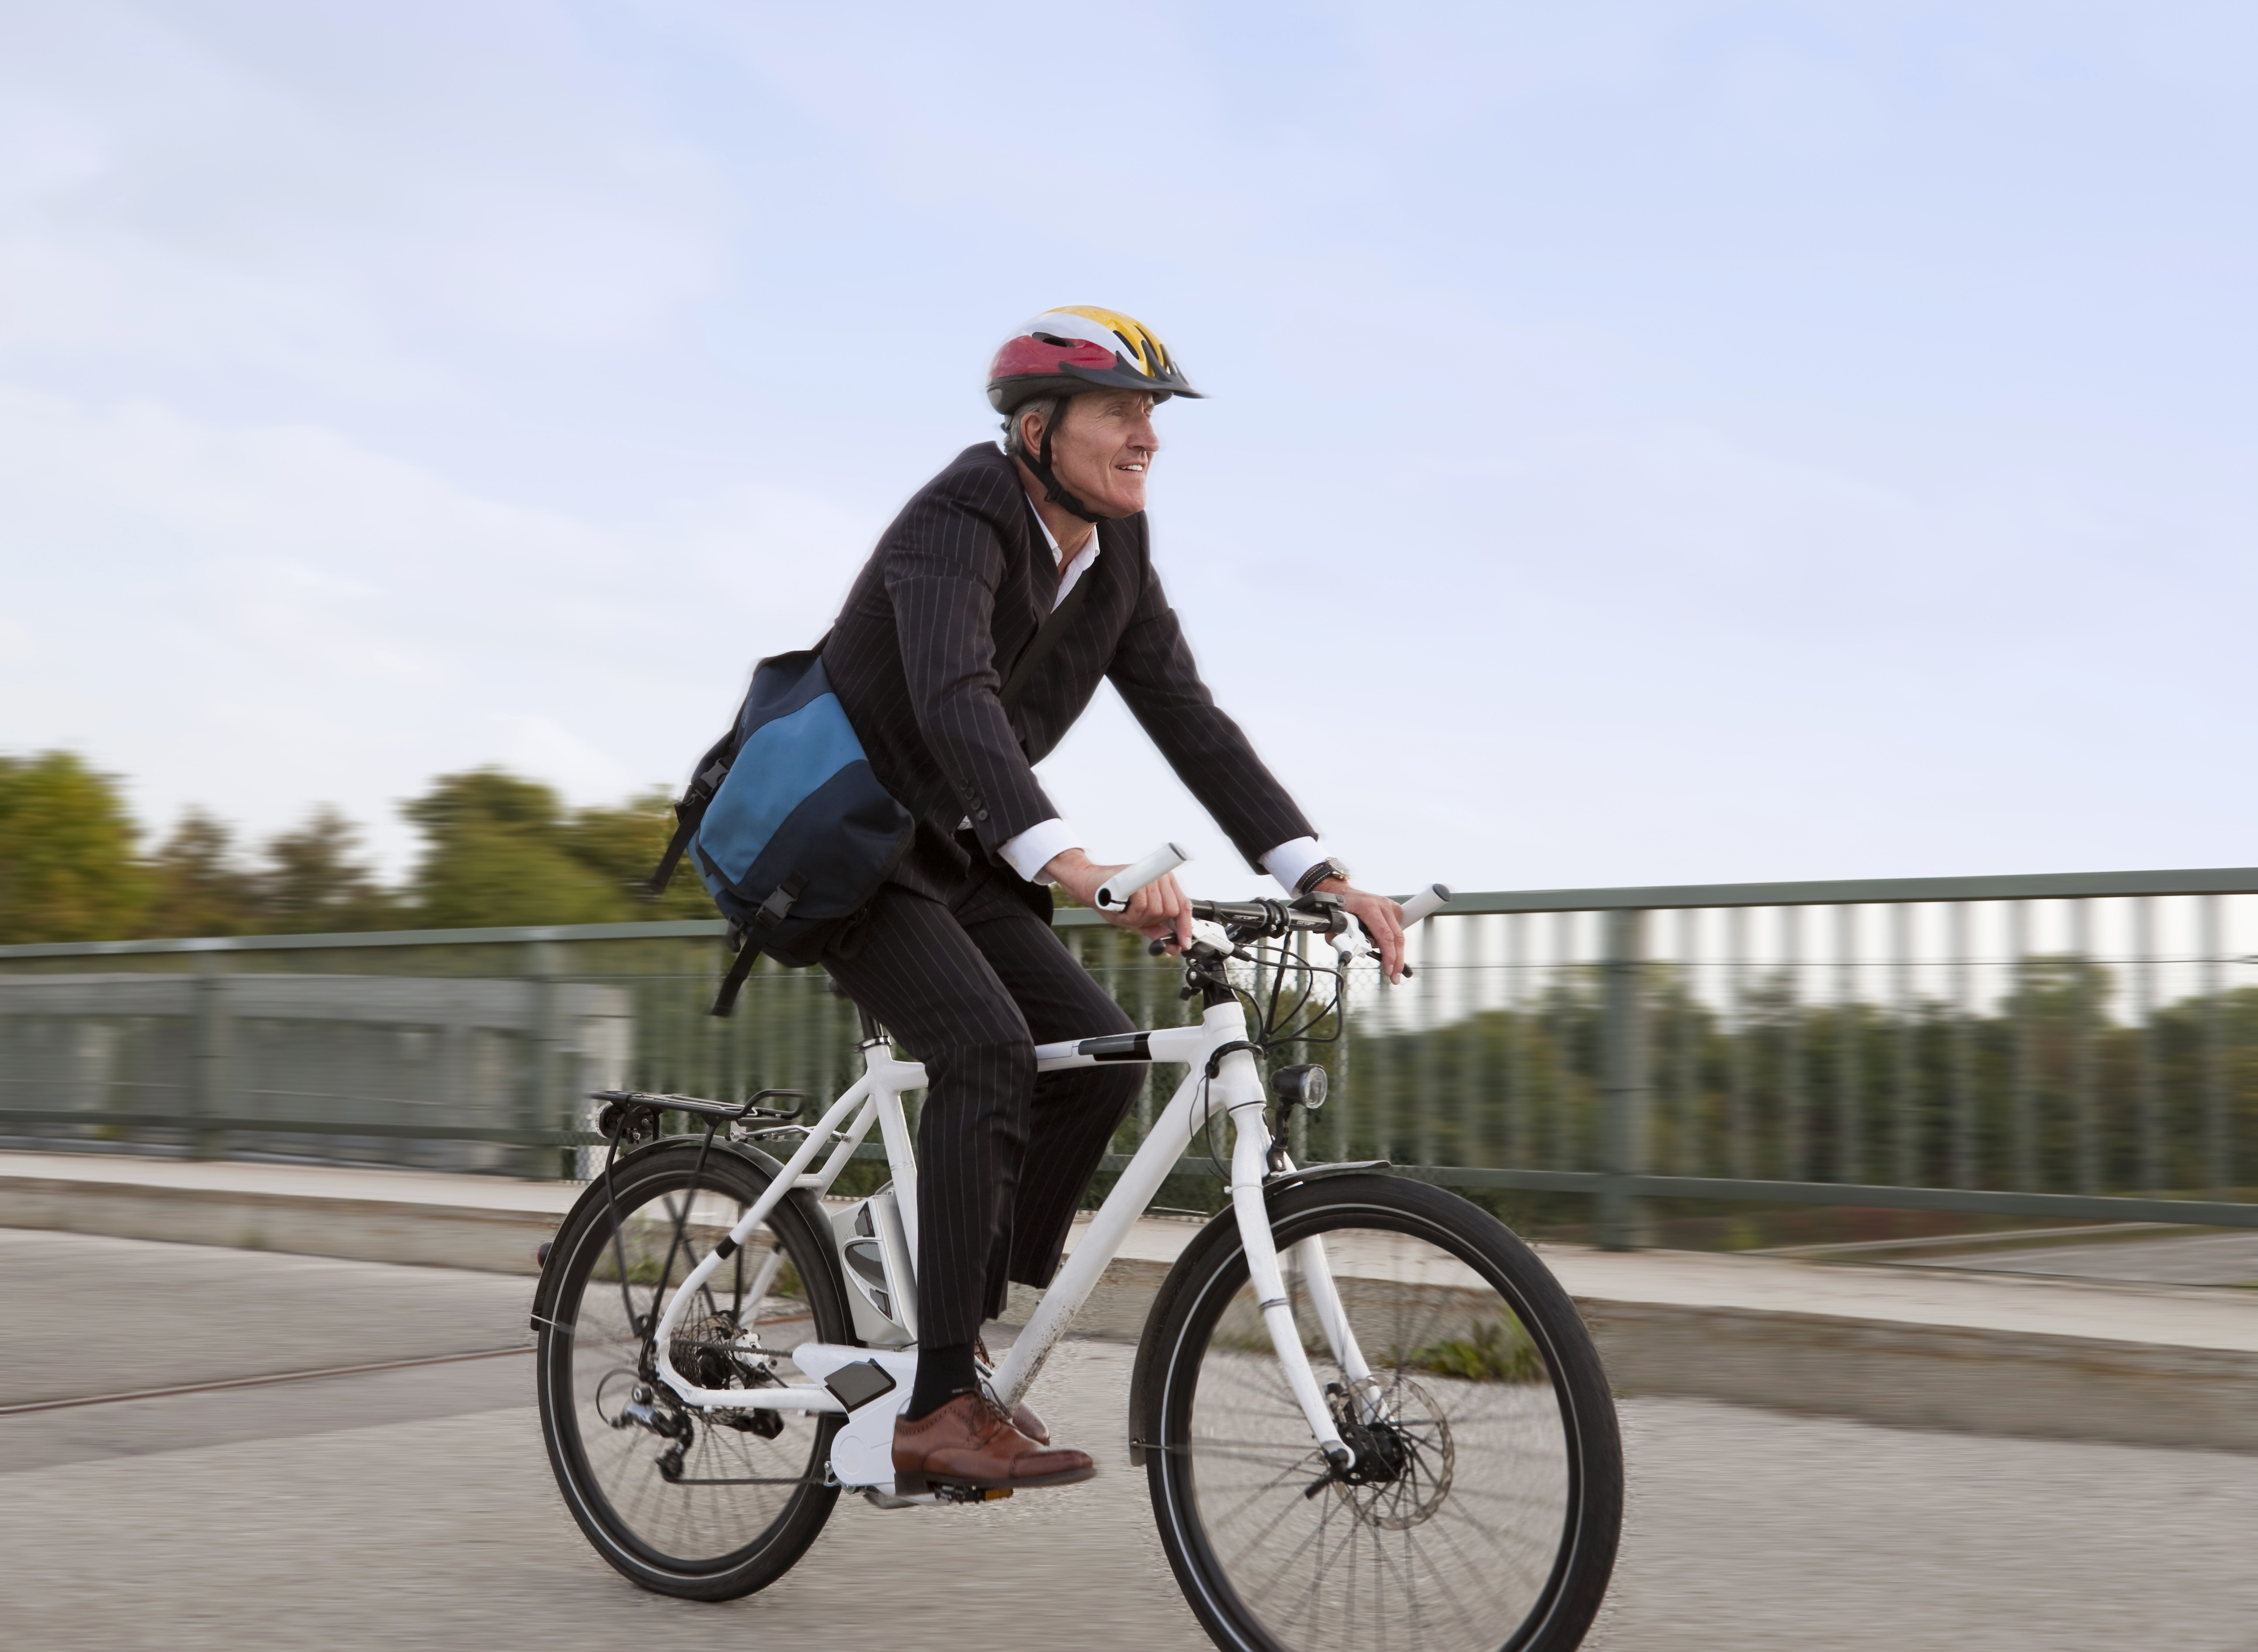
[
  {"xmin": 1000, "ymin": 817, "xmax": 1082, "ymax": 884},
  {"xmin": 1261, "ymin": 837, "xmax": 1327, "ymax": 897}
]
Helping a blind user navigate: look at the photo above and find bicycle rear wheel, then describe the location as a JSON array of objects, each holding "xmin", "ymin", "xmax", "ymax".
[
  {"xmin": 534, "ymin": 1138, "xmax": 853, "ymax": 1600},
  {"xmin": 1143, "ymin": 1174, "xmax": 1621, "ymax": 1652}
]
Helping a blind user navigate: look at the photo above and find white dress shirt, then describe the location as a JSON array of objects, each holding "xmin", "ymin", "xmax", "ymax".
[{"xmin": 993, "ymin": 494, "xmax": 1331, "ymax": 896}]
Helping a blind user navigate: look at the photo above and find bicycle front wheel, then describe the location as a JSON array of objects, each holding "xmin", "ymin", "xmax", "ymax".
[
  {"xmin": 1144, "ymin": 1174, "xmax": 1621, "ymax": 1652},
  {"xmin": 534, "ymin": 1138, "xmax": 853, "ymax": 1600}
]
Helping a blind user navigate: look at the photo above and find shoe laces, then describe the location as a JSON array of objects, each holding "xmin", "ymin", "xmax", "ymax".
[{"xmin": 972, "ymin": 1382, "xmax": 1022, "ymax": 1436}]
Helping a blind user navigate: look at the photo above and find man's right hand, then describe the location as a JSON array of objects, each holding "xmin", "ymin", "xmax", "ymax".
[{"xmin": 1044, "ymin": 849, "xmax": 1195, "ymax": 953}]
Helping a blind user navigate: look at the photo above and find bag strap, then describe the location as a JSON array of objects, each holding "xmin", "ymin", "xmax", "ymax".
[
  {"xmin": 646, "ymin": 738, "xmax": 735, "ymax": 897},
  {"xmin": 708, "ymin": 872, "xmax": 809, "ymax": 1016}
]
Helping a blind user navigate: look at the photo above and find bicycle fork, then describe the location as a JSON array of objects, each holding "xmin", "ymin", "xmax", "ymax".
[{"xmin": 1216, "ymin": 1049, "xmax": 1374, "ymax": 1469}]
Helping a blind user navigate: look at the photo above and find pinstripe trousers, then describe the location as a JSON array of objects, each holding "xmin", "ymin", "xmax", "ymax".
[{"xmin": 820, "ymin": 866, "xmax": 1142, "ymax": 1347}]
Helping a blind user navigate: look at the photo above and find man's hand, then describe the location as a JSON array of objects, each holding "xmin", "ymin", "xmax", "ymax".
[
  {"xmin": 1322, "ymin": 880, "xmax": 1408, "ymax": 984},
  {"xmin": 1045, "ymin": 849, "xmax": 1195, "ymax": 952}
]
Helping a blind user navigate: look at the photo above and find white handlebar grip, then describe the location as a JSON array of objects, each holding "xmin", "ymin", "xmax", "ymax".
[
  {"xmin": 1398, "ymin": 883, "xmax": 1452, "ymax": 926},
  {"xmin": 1096, "ymin": 842, "xmax": 1191, "ymax": 909}
]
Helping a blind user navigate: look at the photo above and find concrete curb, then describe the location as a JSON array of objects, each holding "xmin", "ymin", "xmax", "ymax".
[
  {"xmin": 7, "ymin": 1158, "xmax": 2257, "ymax": 1454},
  {"xmin": 1578, "ymin": 1297, "xmax": 2258, "ymax": 1454}
]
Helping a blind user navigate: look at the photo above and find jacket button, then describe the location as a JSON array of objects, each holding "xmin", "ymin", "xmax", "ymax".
[{"xmin": 974, "ymin": 809, "xmax": 989, "ymax": 821}]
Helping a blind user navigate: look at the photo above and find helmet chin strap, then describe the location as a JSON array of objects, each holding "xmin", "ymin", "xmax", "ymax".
[{"xmin": 1023, "ymin": 398, "xmax": 1103, "ymax": 524}]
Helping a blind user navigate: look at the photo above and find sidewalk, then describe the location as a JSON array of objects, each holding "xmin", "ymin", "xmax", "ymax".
[{"xmin": 4, "ymin": 1150, "xmax": 2255, "ymax": 1452}]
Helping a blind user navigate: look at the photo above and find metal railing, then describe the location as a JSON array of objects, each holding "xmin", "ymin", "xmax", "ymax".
[{"xmin": 4, "ymin": 865, "xmax": 2258, "ymax": 1246}]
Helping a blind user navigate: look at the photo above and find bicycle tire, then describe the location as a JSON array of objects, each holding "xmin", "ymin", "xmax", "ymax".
[
  {"xmin": 1143, "ymin": 1174, "xmax": 1621, "ymax": 1652},
  {"xmin": 534, "ymin": 1138, "xmax": 853, "ymax": 1600}
]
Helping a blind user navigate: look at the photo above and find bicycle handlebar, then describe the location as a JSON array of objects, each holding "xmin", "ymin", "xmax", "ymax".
[
  {"xmin": 1100, "ymin": 844, "xmax": 1453, "ymax": 941},
  {"xmin": 1399, "ymin": 883, "xmax": 1452, "ymax": 926},
  {"xmin": 1095, "ymin": 842, "xmax": 1190, "ymax": 909}
]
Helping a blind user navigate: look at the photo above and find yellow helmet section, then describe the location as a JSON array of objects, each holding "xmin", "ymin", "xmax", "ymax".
[{"xmin": 1047, "ymin": 305, "xmax": 1174, "ymax": 377}]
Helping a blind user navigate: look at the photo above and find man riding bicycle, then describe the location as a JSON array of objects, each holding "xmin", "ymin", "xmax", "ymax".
[{"xmin": 818, "ymin": 307, "xmax": 1407, "ymax": 1492}]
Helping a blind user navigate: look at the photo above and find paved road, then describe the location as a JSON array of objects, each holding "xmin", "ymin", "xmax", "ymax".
[{"xmin": 7, "ymin": 1228, "xmax": 2258, "ymax": 1651}]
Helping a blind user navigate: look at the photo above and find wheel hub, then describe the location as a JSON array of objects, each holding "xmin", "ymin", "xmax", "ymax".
[{"xmin": 1317, "ymin": 1378, "xmax": 1456, "ymax": 1529}]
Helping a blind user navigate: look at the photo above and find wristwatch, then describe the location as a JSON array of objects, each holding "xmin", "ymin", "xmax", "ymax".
[{"xmin": 1294, "ymin": 856, "xmax": 1351, "ymax": 897}]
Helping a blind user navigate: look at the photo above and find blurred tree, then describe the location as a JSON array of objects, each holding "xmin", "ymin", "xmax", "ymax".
[
  {"xmin": 562, "ymin": 789, "xmax": 717, "ymax": 919},
  {"xmin": 258, "ymin": 806, "xmax": 400, "ymax": 933},
  {"xmin": 0, "ymin": 752, "xmax": 153, "ymax": 943},
  {"xmin": 404, "ymin": 769, "xmax": 636, "ymax": 928},
  {"xmin": 142, "ymin": 810, "xmax": 261, "ymax": 937}
]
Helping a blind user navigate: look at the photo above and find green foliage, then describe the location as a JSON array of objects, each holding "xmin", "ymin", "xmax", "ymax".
[
  {"xmin": 0, "ymin": 752, "xmax": 152, "ymax": 943},
  {"xmin": 563, "ymin": 790, "xmax": 716, "ymax": 920},
  {"xmin": 405, "ymin": 770, "xmax": 631, "ymax": 928},
  {"xmin": 257, "ymin": 806, "xmax": 400, "ymax": 933},
  {"xmin": 143, "ymin": 810, "xmax": 260, "ymax": 938},
  {"xmin": 401, "ymin": 770, "xmax": 710, "ymax": 929},
  {"xmin": 142, "ymin": 805, "xmax": 399, "ymax": 937},
  {"xmin": 1398, "ymin": 1318, "xmax": 1544, "ymax": 1384},
  {"xmin": 0, "ymin": 751, "xmax": 715, "ymax": 942}
]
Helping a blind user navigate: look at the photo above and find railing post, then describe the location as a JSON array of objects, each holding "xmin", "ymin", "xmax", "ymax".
[
  {"xmin": 191, "ymin": 944, "xmax": 232, "ymax": 1161},
  {"xmin": 528, "ymin": 938, "xmax": 566, "ymax": 1180},
  {"xmin": 2202, "ymin": 895, "xmax": 2229, "ymax": 1199},
  {"xmin": 1598, "ymin": 907, "xmax": 1650, "ymax": 1249}
]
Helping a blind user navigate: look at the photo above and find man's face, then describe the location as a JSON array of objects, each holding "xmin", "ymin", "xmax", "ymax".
[{"xmin": 1034, "ymin": 390, "xmax": 1160, "ymax": 518}]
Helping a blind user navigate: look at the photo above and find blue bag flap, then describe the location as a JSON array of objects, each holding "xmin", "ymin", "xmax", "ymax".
[{"xmin": 694, "ymin": 689, "xmax": 869, "ymax": 886}]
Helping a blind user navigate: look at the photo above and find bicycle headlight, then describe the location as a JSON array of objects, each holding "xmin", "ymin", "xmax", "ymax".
[{"xmin": 1272, "ymin": 1063, "xmax": 1328, "ymax": 1112}]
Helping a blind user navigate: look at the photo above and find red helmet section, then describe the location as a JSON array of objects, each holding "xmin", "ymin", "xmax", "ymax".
[{"xmin": 989, "ymin": 333, "xmax": 1119, "ymax": 382}]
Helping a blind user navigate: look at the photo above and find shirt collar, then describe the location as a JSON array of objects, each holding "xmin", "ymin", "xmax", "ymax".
[{"xmin": 1023, "ymin": 487, "xmax": 1098, "ymax": 569}]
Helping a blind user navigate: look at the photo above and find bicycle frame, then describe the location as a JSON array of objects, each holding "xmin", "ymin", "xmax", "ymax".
[{"xmin": 642, "ymin": 990, "xmax": 1375, "ymax": 1474}]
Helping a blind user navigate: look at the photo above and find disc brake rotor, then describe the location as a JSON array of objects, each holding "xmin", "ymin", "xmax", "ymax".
[{"xmin": 1324, "ymin": 1376, "xmax": 1456, "ymax": 1530}]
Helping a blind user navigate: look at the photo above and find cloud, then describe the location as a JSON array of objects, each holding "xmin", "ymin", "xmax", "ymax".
[
  {"xmin": 0, "ymin": 1, "xmax": 728, "ymax": 403},
  {"xmin": 0, "ymin": 381, "xmax": 879, "ymax": 872}
]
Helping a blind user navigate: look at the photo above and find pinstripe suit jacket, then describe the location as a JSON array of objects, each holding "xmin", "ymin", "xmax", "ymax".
[{"xmin": 823, "ymin": 442, "xmax": 1315, "ymax": 904}]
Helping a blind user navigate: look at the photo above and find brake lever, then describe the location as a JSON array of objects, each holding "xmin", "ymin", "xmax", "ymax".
[{"xmin": 1322, "ymin": 915, "xmax": 1414, "ymax": 979}]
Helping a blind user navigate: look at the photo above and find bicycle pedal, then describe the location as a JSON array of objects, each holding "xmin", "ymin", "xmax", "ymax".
[
  {"xmin": 860, "ymin": 1486, "xmax": 939, "ymax": 1510},
  {"xmin": 933, "ymin": 1483, "xmax": 1013, "ymax": 1504}
]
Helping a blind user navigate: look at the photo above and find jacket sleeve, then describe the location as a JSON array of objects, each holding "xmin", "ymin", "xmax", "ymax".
[
  {"xmin": 1106, "ymin": 531, "xmax": 1317, "ymax": 871},
  {"xmin": 882, "ymin": 488, "xmax": 1060, "ymax": 855}
]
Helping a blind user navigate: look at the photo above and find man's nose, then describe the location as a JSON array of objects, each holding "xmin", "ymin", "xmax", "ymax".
[{"xmin": 1130, "ymin": 412, "xmax": 1161, "ymax": 452}]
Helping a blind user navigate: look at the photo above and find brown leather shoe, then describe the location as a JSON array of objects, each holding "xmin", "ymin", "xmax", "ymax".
[
  {"xmin": 892, "ymin": 1391, "xmax": 1094, "ymax": 1494},
  {"xmin": 972, "ymin": 1336, "xmax": 1048, "ymax": 1444}
]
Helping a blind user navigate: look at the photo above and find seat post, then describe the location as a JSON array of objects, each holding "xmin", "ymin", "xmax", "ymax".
[{"xmin": 826, "ymin": 970, "xmax": 885, "ymax": 1046}]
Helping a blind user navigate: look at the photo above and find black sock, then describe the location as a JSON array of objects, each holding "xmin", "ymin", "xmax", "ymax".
[{"xmin": 907, "ymin": 1341, "xmax": 978, "ymax": 1420}]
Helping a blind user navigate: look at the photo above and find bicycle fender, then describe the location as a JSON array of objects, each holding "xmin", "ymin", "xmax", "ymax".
[
  {"xmin": 1124, "ymin": 1163, "xmax": 1394, "ymax": 1467},
  {"xmin": 528, "ymin": 1136, "xmax": 841, "ymax": 1337}
]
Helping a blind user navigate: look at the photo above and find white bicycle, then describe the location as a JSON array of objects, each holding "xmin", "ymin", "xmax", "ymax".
[{"xmin": 533, "ymin": 849, "xmax": 1623, "ymax": 1652}]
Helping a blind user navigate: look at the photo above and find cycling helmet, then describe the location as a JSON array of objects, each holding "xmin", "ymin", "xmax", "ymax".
[
  {"xmin": 986, "ymin": 306, "xmax": 1203, "ymax": 413},
  {"xmin": 988, "ymin": 306, "xmax": 1201, "ymax": 521}
]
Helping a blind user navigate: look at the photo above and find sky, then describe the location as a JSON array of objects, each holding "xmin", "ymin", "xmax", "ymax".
[{"xmin": 2, "ymin": 1, "xmax": 2254, "ymax": 898}]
